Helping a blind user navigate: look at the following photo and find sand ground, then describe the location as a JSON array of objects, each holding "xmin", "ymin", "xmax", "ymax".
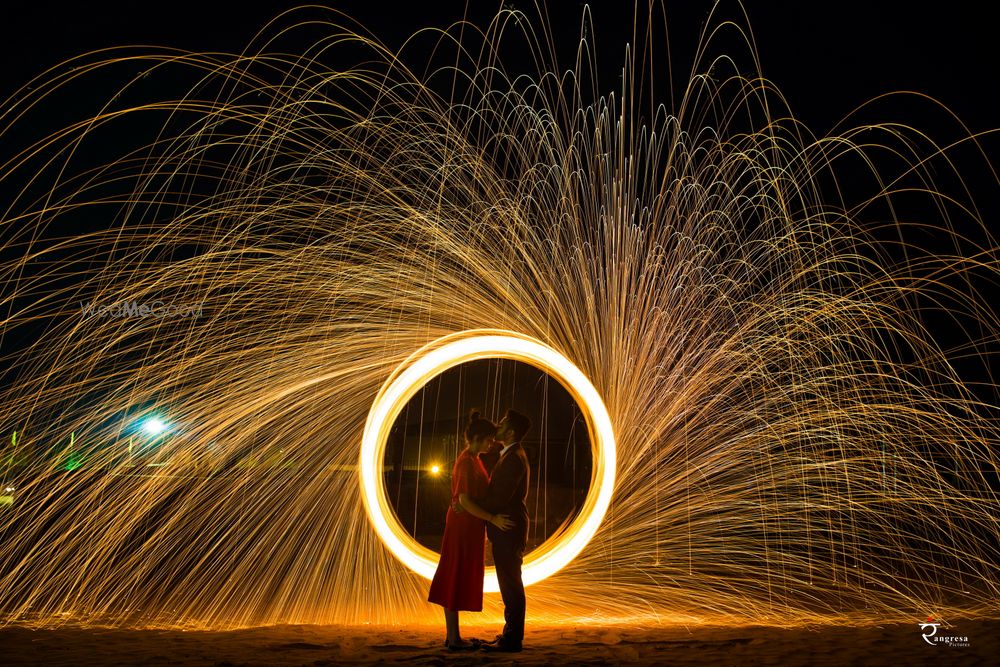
[{"xmin": 1, "ymin": 620, "xmax": 997, "ymax": 666}]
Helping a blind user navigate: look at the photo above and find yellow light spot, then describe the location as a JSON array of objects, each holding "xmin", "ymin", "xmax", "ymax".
[
  {"xmin": 359, "ymin": 329, "xmax": 616, "ymax": 592},
  {"xmin": 430, "ymin": 464, "xmax": 440, "ymax": 474}
]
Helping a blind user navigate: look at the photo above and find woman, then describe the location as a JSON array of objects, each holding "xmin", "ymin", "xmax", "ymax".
[{"xmin": 428, "ymin": 409, "xmax": 514, "ymax": 650}]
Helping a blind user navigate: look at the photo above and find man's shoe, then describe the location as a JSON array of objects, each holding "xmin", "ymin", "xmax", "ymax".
[{"xmin": 481, "ymin": 640, "xmax": 522, "ymax": 652}]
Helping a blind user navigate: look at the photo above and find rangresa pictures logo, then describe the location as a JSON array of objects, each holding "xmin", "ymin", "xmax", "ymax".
[{"xmin": 918, "ymin": 616, "xmax": 970, "ymax": 647}]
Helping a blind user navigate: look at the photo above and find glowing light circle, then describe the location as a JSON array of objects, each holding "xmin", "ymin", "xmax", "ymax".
[{"xmin": 359, "ymin": 330, "xmax": 616, "ymax": 592}]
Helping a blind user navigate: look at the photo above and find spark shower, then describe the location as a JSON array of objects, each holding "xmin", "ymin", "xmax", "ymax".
[{"xmin": 0, "ymin": 4, "xmax": 998, "ymax": 629}]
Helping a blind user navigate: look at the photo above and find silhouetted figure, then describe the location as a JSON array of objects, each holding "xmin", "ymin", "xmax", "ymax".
[
  {"xmin": 479, "ymin": 408, "xmax": 531, "ymax": 652},
  {"xmin": 428, "ymin": 409, "xmax": 513, "ymax": 651}
]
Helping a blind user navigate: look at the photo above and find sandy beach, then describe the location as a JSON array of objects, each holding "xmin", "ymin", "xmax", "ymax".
[{"xmin": 2, "ymin": 619, "xmax": 997, "ymax": 666}]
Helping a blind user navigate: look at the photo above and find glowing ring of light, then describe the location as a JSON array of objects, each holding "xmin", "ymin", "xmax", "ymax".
[{"xmin": 360, "ymin": 329, "xmax": 616, "ymax": 592}]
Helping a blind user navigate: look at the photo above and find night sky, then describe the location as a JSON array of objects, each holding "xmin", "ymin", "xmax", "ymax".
[
  {"xmin": 2, "ymin": 0, "xmax": 995, "ymax": 247},
  {"xmin": 2, "ymin": 2, "xmax": 995, "ymax": 133},
  {"xmin": 1, "ymin": 1, "xmax": 997, "ymax": 389}
]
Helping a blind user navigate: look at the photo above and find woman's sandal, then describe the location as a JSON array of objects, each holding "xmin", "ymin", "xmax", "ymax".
[{"xmin": 444, "ymin": 638, "xmax": 481, "ymax": 651}]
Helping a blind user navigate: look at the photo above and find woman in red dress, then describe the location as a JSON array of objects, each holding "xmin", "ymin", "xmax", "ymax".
[{"xmin": 428, "ymin": 409, "xmax": 513, "ymax": 650}]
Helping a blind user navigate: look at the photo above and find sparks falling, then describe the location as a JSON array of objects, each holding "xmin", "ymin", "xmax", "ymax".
[{"xmin": 0, "ymin": 4, "xmax": 998, "ymax": 629}]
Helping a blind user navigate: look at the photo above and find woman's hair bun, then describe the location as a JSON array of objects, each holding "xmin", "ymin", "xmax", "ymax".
[{"xmin": 465, "ymin": 408, "xmax": 496, "ymax": 442}]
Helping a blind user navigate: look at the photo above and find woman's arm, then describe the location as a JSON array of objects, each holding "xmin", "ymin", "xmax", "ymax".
[
  {"xmin": 457, "ymin": 493, "xmax": 493, "ymax": 521},
  {"xmin": 458, "ymin": 493, "xmax": 513, "ymax": 530}
]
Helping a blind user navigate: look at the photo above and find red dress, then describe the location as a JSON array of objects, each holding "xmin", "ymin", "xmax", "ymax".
[{"xmin": 427, "ymin": 448, "xmax": 490, "ymax": 611}]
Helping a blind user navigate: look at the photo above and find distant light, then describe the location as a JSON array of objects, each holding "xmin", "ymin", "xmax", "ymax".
[
  {"xmin": 142, "ymin": 417, "xmax": 167, "ymax": 436},
  {"xmin": 3, "ymin": 486, "xmax": 13, "ymax": 493},
  {"xmin": 430, "ymin": 464, "xmax": 440, "ymax": 474}
]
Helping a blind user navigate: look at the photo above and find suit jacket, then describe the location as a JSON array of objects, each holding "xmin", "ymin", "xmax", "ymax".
[{"xmin": 479, "ymin": 441, "xmax": 530, "ymax": 549}]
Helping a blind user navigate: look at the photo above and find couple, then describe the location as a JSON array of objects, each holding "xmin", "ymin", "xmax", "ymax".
[{"xmin": 427, "ymin": 408, "xmax": 531, "ymax": 652}]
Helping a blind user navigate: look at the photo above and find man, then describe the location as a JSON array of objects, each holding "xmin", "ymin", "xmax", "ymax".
[{"xmin": 477, "ymin": 408, "xmax": 531, "ymax": 652}]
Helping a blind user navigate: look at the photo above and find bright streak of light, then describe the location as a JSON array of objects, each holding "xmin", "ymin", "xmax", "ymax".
[{"xmin": 360, "ymin": 330, "xmax": 616, "ymax": 592}]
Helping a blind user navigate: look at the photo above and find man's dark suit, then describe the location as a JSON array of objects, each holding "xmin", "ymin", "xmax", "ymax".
[{"xmin": 479, "ymin": 441, "xmax": 530, "ymax": 644}]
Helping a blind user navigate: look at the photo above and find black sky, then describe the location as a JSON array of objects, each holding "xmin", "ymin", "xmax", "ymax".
[
  {"xmin": 1, "ymin": 1, "xmax": 995, "ymax": 234},
  {"xmin": 1, "ymin": 1, "xmax": 995, "ymax": 133}
]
